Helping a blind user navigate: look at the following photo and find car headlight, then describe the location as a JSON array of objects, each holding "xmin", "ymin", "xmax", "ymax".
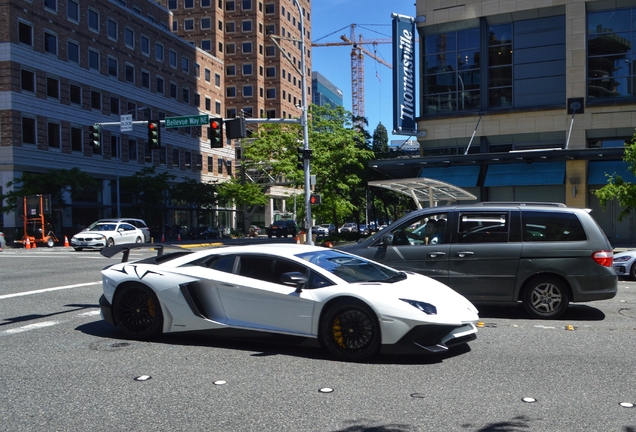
[
  {"xmin": 400, "ymin": 298, "xmax": 437, "ymax": 315},
  {"xmin": 613, "ymin": 256, "xmax": 631, "ymax": 263}
]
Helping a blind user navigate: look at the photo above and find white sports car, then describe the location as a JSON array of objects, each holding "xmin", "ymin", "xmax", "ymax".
[{"xmin": 99, "ymin": 244, "xmax": 479, "ymax": 361}]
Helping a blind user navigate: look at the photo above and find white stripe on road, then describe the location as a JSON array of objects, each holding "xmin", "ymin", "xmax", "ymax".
[
  {"xmin": 0, "ymin": 281, "xmax": 102, "ymax": 300},
  {"xmin": 2, "ymin": 321, "xmax": 59, "ymax": 335}
]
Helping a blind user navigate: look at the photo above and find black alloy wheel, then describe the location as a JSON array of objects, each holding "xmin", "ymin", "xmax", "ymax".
[
  {"xmin": 113, "ymin": 284, "xmax": 163, "ymax": 340},
  {"xmin": 319, "ymin": 300, "xmax": 380, "ymax": 361}
]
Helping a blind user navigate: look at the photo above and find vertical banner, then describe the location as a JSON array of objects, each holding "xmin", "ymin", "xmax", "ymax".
[{"xmin": 392, "ymin": 13, "xmax": 417, "ymax": 135}]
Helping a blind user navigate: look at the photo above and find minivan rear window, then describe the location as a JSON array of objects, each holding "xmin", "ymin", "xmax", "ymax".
[{"xmin": 521, "ymin": 211, "xmax": 586, "ymax": 242}]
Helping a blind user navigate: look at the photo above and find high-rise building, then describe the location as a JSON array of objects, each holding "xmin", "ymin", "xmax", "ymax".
[
  {"xmin": 0, "ymin": 0, "xmax": 312, "ymax": 242},
  {"xmin": 168, "ymin": 0, "xmax": 311, "ymax": 122},
  {"xmin": 312, "ymin": 71, "xmax": 343, "ymax": 108}
]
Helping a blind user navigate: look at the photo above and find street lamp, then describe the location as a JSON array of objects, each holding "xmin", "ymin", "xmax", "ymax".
[{"xmin": 293, "ymin": 0, "xmax": 312, "ymax": 244}]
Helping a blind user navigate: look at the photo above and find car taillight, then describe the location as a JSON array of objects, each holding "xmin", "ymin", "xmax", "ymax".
[{"xmin": 592, "ymin": 250, "xmax": 613, "ymax": 267}]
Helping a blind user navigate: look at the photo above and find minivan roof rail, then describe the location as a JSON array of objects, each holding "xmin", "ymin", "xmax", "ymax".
[{"xmin": 473, "ymin": 202, "xmax": 567, "ymax": 207}]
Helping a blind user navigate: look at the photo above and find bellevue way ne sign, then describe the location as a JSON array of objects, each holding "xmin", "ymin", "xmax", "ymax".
[{"xmin": 165, "ymin": 114, "xmax": 209, "ymax": 128}]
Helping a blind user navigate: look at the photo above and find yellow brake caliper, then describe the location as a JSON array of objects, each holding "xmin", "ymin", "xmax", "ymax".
[{"xmin": 332, "ymin": 316, "xmax": 346, "ymax": 348}]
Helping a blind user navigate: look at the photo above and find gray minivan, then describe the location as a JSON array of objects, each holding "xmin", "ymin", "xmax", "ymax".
[{"xmin": 338, "ymin": 203, "xmax": 617, "ymax": 319}]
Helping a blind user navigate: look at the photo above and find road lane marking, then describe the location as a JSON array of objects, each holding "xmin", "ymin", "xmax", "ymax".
[
  {"xmin": 0, "ymin": 281, "xmax": 101, "ymax": 300},
  {"xmin": 2, "ymin": 321, "xmax": 59, "ymax": 335}
]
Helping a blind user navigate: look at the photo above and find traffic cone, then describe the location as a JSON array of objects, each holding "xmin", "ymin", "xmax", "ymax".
[
  {"xmin": 64, "ymin": 236, "xmax": 70, "ymax": 247},
  {"xmin": 177, "ymin": 233, "xmax": 181, "ymax": 241},
  {"xmin": 161, "ymin": 233, "xmax": 165, "ymax": 242},
  {"xmin": 25, "ymin": 237, "xmax": 31, "ymax": 249},
  {"xmin": 31, "ymin": 238, "xmax": 36, "ymax": 248}
]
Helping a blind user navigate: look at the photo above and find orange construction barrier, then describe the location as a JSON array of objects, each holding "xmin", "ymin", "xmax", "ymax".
[
  {"xmin": 25, "ymin": 237, "xmax": 31, "ymax": 249},
  {"xmin": 64, "ymin": 236, "xmax": 70, "ymax": 247}
]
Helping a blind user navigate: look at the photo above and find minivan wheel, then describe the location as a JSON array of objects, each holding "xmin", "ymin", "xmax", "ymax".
[{"xmin": 522, "ymin": 275, "xmax": 570, "ymax": 319}]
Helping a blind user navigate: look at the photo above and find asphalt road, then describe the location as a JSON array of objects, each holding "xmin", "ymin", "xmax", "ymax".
[{"xmin": 1, "ymin": 245, "xmax": 635, "ymax": 431}]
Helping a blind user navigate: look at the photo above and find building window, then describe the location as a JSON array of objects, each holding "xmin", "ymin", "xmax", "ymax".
[
  {"xmin": 265, "ymin": 24, "xmax": 275, "ymax": 35},
  {"xmin": 201, "ymin": 17, "xmax": 211, "ymax": 29},
  {"xmin": 185, "ymin": 0, "xmax": 194, "ymax": 8},
  {"xmin": 242, "ymin": 0, "xmax": 251, "ymax": 10},
  {"xmin": 44, "ymin": 0, "xmax": 57, "ymax": 12},
  {"xmin": 226, "ymin": 86, "xmax": 236, "ymax": 97},
  {"xmin": 71, "ymin": 126, "xmax": 83, "ymax": 152},
  {"xmin": 243, "ymin": 85, "xmax": 253, "ymax": 97},
  {"xmin": 205, "ymin": 96, "xmax": 211, "ymax": 111},
  {"xmin": 21, "ymin": 69, "xmax": 35, "ymax": 92},
  {"xmin": 226, "ymin": 0, "xmax": 235, "ymax": 11},
  {"xmin": 18, "ymin": 22, "xmax": 33, "ymax": 46},
  {"xmin": 48, "ymin": 122, "xmax": 61, "ymax": 148},
  {"xmin": 226, "ymin": 22, "xmax": 235, "ymax": 33},
  {"xmin": 265, "ymin": 45, "xmax": 275, "ymax": 57},
  {"xmin": 265, "ymin": 3, "xmax": 274, "ymax": 14},
  {"xmin": 168, "ymin": 0, "xmax": 177, "ymax": 9},
  {"xmin": 588, "ymin": 8, "xmax": 636, "ymax": 101},
  {"xmin": 156, "ymin": 43, "xmax": 164, "ymax": 62},
  {"xmin": 265, "ymin": 66, "xmax": 276, "ymax": 77},
  {"xmin": 108, "ymin": 57, "xmax": 118, "ymax": 77},
  {"xmin": 141, "ymin": 35, "xmax": 150, "ymax": 55},
  {"xmin": 67, "ymin": 40, "xmax": 79, "ymax": 63},
  {"xmin": 88, "ymin": 49, "xmax": 99, "ymax": 70},
  {"xmin": 107, "ymin": 19, "xmax": 117, "ymax": 40},
  {"xmin": 156, "ymin": 77, "xmax": 166, "ymax": 94},
  {"xmin": 88, "ymin": 9, "xmax": 99, "ymax": 32},
  {"xmin": 266, "ymin": 88, "xmax": 276, "ymax": 99},
  {"xmin": 169, "ymin": 50, "xmax": 177, "ymax": 68},
  {"xmin": 266, "ymin": 109, "xmax": 276, "ymax": 118},
  {"xmin": 201, "ymin": 0, "xmax": 211, "ymax": 7},
  {"xmin": 47, "ymin": 77, "xmax": 59, "ymax": 99},
  {"xmin": 183, "ymin": 88, "xmax": 190, "ymax": 104},
  {"xmin": 125, "ymin": 64, "xmax": 135, "ymax": 83},
  {"xmin": 488, "ymin": 24, "xmax": 512, "ymax": 109},
  {"xmin": 226, "ymin": 64, "xmax": 236, "ymax": 76},
  {"xmin": 242, "ymin": 63, "xmax": 253, "ymax": 75},
  {"xmin": 22, "ymin": 117, "xmax": 36, "ymax": 144},
  {"xmin": 91, "ymin": 90, "xmax": 101, "ymax": 110},
  {"xmin": 201, "ymin": 39, "xmax": 211, "ymax": 51},
  {"xmin": 125, "ymin": 27, "xmax": 134, "ymax": 48},
  {"xmin": 110, "ymin": 97, "xmax": 120, "ymax": 115},
  {"xmin": 215, "ymin": 101, "xmax": 221, "ymax": 114},
  {"xmin": 141, "ymin": 71, "xmax": 150, "ymax": 89},
  {"xmin": 242, "ymin": 42, "xmax": 252, "ymax": 53},
  {"xmin": 194, "ymin": 93, "xmax": 200, "ymax": 107},
  {"xmin": 226, "ymin": 43, "xmax": 236, "ymax": 54},
  {"xmin": 69, "ymin": 84, "xmax": 81, "ymax": 104},
  {"xmin": 242, "ymin": 20, "xmax": 252, "ymax": 32},
  {"xmin": 172, "ymin": 149, "xmax": 180, "ymax": 168},
  {"xmin": 218, "ymin": 158, "xmax": 224, "ymax": 174},
  {"xmin": 67, "ymin": 0, "xmax": 79, "ymax": 22},
  {"xmin": 129, "ymin": 139, "xmax": 137, "ymax": 161},
  {"xmin": 205, "ymin": 68, "xmax": 211, "ymax": 82},
  {"xmin": 215, "ymin": 73, "xmax": 221, "ymax": 86},
  {"xmin": 170, "ymin": 82, "xmax": 178, "ymax": 99},
  {"xmin": 184, "ymin": 18, "xmax": 194, "ymax": 31},
  {"xmin": 44, "ymin": 31, "xmax": 57, "ymax": 55},
  {"xmin": 182, "ymin": 56, "xmax": 190, "ymax": 73}
]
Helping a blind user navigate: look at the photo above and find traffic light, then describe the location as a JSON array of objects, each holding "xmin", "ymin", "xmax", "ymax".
[
  {"xmin": 147, "ymin": 120, "xmax": 161, "ymax": 149},
  {"xmin": 297, "ymin": 147, "xmax": 304, "ymax": 171},
  {"xmin": 297, "ymin": 148, "xmax": 312, "ymax": 171},
  {"xmin": 89, "ymin": 124, "xmax": 101, "ymax": 148},
  {"xmin": 226, "ymin": 118, "xmax": 247, "ymax": 139},
  {"xmin": 310, "ymin": 194, "xmax": 322, "ymax": 205},
  {"xmin": 210, "ymin": 118, "xmax": 223, "ymax": 148}
]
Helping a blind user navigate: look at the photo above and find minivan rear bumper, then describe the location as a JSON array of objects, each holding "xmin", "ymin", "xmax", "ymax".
[{"xmin": 569, "ymin": 273, "xmax": 617, "ymax": 302}]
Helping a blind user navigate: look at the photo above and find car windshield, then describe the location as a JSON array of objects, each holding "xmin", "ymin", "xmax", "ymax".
[
  {"xmin": 296, "ymin": 249, "xmax": 404, "ymax": 284},
  {"xmin": 93, "ymin": 224, "xmax": 116, "ymax": 232}
]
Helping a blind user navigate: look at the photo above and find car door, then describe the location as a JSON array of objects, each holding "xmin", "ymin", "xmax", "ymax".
[
  {"xmin": 213, "ymin": 254, "xmax": 317, "ymax": 335},
  {"xmin": 117, "ymin": 223, "xmax": 138, "ymax": 243},
  {"xmin": 447, "ymin": 210, "xmax": 522, "ymax": 302},
  {"xmin": 357, "ymin": 211, "xmax": 451, "ymax": 284}
]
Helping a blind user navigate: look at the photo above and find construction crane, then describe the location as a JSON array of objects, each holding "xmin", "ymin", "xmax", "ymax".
[{"xmin": 312, "ymin": 24, "xmax": 392, "ymax": 121}]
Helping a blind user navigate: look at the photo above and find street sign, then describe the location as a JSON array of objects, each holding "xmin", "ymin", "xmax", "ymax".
[
  {"xmin": 120, "ymin": 114, "xmax": 133, "ymax": 132},
  {"xmin": 165, "ymin": 114, "xmax": 209, "ymax": 128}
]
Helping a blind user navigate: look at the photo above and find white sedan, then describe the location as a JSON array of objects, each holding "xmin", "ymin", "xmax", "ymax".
[
  {"xmin": 99, "ymin": 244, "xmax": 479, "ymax": 361},
  {"xmin": 71, "ymin": 221, "xmax": 144, "ymax": 251}
]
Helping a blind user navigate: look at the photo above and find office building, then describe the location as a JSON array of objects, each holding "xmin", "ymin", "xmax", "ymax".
[{"xmin": 312, "ymin": 71, "xmax": 343, "ymax": 108}]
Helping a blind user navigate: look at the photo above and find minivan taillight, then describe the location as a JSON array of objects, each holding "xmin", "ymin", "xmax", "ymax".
[{"xmin": 592, "ymin": 250, "xmax": 613, "ymax": 267}]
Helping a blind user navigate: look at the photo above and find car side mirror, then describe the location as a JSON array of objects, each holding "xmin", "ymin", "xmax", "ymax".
[
  {"xmin": 281, "ymin": 271, "xmax": 308, "ymax": 292},
  {"xmin": 379, "ymin": 233, "xmax": 393, "ymax": 247}
]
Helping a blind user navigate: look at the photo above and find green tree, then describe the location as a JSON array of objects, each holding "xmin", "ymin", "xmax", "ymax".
[
  {"xmin": 120, "ymin": 167, "xmax": 175, "ymax": 229},
  {"xmin": 170, "ymin": 178, "xmax": 220, "ymax": 229},
  {"xmin": 372, "ymin": 122, "xmax": 389, "ymax": 153},
  {"xmin": 594, "ymin": 132, "xmax": 636, "ymax": 220},
  {"xmin": 1, "ymin": 167, "xmax": 99, "ymax": 213},
  {"xmin": 217, "ymin": 177, "xmax": 269, "ymax": 231}
]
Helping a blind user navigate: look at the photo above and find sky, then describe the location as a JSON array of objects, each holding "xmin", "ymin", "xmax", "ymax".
[{"xmin": 310, "ymin": 0, "xmax": 417, "ymax": 145}]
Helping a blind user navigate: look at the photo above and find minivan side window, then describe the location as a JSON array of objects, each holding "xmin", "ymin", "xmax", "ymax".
[
  {"xmin": 521, "ymin": 211, "xmax": 587, "ymax": 242},
  {"xmin": 458, "ymin": 212, "xmax": 509, "ymax": 243},
  {"xmin": 390, "ymin": 213, "xmax": 448, "ymax": 245}
]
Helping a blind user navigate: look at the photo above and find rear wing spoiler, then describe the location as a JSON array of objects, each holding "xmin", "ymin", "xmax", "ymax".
[{"xmin": 100, "ymin": 243, "xmax": 187, "ymax": 262}]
